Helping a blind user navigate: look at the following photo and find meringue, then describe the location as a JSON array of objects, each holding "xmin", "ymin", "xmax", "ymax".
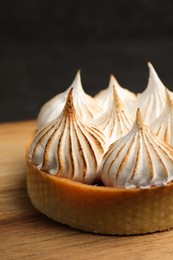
[
  {"xmin": 95, "ymin": 74, "xmax": 136, "ymax": 112},
  {"xmin": 37, "ymin": 89, "xmax": 69, "ymax": 130},
  {"xmin": 31, "ymin": 63, "xmax": 173, "ymax": 189},
  {"xmin": 135, "ymin": 63, "xmax": 166, "ymax": 124},
  {"xmin": 101, "ymin": 109, "xmax": 173, "ymax": 188},
  {"xmin": 94, "ymin": 85, "xmax": 134, "ymax": 146},
  {"xmin": 37, "ymin": 71, "xmax": 103, "ymax": 129},
  {"xmin": 30, "ymin": 88, "xmax": 106, "ymax": 184},
  {"xmin": 151, "ymin": 89, "xmax": 173, "ymax": 146}
]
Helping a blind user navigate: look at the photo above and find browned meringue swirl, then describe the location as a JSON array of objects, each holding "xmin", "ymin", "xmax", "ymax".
[{"xmin": 29, "ymin": 88, "xmax": 106, "ymax": 184}]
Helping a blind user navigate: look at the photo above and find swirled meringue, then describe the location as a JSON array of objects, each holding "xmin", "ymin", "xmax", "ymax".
[
  {"xmin": 135, "ymin": 63, "xmax": 166, "ymax": 124},
  {"xmin": 37, "ymin": 71, "xmax": 103, "ymax": 129},
  {"xmin": 151, "ymin": 89, "xmax": 173, "ymax": 146},
  {"xmin": 101, "ymin": 109, "xmax": 173, "ymax": 188},
  {"xmin": 37, "ymin": 89, "xmax": 69, "ymax": 130},
  {"xmin": 94, "ymin": 85, "xmax": 134, "ymax": 146},
  {"xmin": 95, "ymin": 74, "xmax": 136, "ymax": 112},
  {"xmin": 30, "ymin": 88, "xmax": 106, "ymax": 184}
]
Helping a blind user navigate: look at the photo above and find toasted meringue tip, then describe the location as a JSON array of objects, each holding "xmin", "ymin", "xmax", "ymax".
[
  {"xmin": 71, "ymin": 70, "xmax": 82, "ymax": 87},
  {"xmin": 146, "ymin": 62, "xmax": 166, "ymax": 91},
  {"xmin": 147, "ymin": 61, "xmax": 153, "ymax": 69},
  {"xmin": 64, "ymin": 88, "xmax": 75, "ymax": 113},
  {"xmin": 113, "ymin": 86, "xmax": 122, "ymax": 107},
  {"xmin": 135, "ymin": 108, "xmax": 145, "ymax": 129},
  {"xmin": 109, "ymin": 74, "xmax": 120, "ymax": 87},
  {"xmin": 110, "ymin": 74, "xmax": 116, "ymax": 81},
  {"xmin": 68, "ymin": 86, "xmax": 74, "ymax": 96},
  {"xmin": 147, "ymin": 62, "xmax": 160, "ymax": 81},
  {"xmin": 76, "ymin": 69, "xmax": 81, "ymax": 79},
  {"xmin": 147, "ymin": 61, "xmax": 157, "ymax": 73},
  {"xmin": 148, "ymin": 62, "xmax": 156, "ymax": 76}
]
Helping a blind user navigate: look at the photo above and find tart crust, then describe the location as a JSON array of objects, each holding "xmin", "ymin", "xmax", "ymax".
[{"xmin": 26, "ymin": 133, "xmax": 173, "ymax": 235}]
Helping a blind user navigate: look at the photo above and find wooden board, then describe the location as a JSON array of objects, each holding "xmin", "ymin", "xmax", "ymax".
[{"xmin": 1, "ymin": 121, "xmax": 173, "ymax": 260}]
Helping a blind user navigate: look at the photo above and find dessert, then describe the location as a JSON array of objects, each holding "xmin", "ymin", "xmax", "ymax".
[{"xmin": 27, "ymin": 63, "xmax": 173, "ymax": 235}]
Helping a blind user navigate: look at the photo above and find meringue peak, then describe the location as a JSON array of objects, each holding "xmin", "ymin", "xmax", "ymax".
[
  {"xmin": 109, "ymin": 74, "xmax": 128, "ymax": 96},
  {"xmin": 147, "ymin": 62, "xmax": 165, "ymax": 89},
  {"xmin": 135, "ymin": 108, "xmax": 145, "ymax": 129},
  {"xmin": 37, "ymin": 70, "xmax": 104, "ymax": 129},
  {"xmin": 113, "ymin": 86, "xmax": 122, "ymax": 109},
  {"xmin": 109, "ymin": 74, "xmax": 120, "ymax": 88},
  {"xmin": 64, "ymin": 88, "xmax": 76, "ymax": 116},
  {"xmin": 71, "ymin": 70, "xmax": 83, "ymax": 91},
  {"xmin": 95, "ymin": 73, "xmax": 136, "ymax": 115},
  {"xmin": 94, "ymin": 84, "xmax": 134, "ymax": 146},
  {"xmin": 135, "ymin": 63, "xmax": 166, "ymax": 124}
]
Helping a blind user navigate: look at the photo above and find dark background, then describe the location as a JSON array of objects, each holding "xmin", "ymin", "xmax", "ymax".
[{"xmin": 1, "ymin": 0, "xmax": 173, "ymax": 122}]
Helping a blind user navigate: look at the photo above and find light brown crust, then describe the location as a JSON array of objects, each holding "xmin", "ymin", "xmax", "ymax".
[{"xmin": 27, "ymin": 135, "xmax": 173, "ymax": 235}]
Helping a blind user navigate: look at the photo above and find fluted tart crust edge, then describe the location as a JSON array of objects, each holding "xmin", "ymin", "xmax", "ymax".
[{"xmin": 26, "ymin": 153, "xmax": 173, "ymax": 235}]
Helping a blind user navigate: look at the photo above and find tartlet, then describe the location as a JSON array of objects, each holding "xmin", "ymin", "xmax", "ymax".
[
  {"xmin": 27, "ymin": 159, "xmax": 173, "ymax": 235},
  {"xmin": 27, "ymin": 63, "xmax": 173, "ymax": 235}
]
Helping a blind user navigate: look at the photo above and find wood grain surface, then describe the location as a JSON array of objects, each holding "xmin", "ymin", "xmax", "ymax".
[{"xmin": 1, "ymin": 121, "xmax": 173, "ymax": 260}]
